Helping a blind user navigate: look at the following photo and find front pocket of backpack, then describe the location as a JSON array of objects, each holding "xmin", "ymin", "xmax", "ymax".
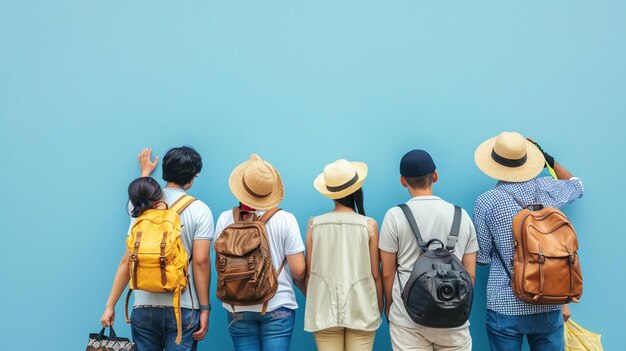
[{"xmin": 218, "ymin": 270, "xmax": 257, "ymax": 301}]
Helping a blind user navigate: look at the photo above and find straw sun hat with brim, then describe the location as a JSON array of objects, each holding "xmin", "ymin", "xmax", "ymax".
[
  {"xmin": 228, "ymin": 154, "xmax": 284, "ymax": 210},
  {"xmin": 314, "ymin": 159, "xmax": 368, "ymax": 200},
  {"xmin": 474, "ymin": 131, "xmax": 546, "ymax": 182}
]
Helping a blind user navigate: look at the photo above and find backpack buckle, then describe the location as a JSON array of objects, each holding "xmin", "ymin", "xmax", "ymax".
[
  {"xmin": 130, "ymin": 254, "xmax": 137, "ymax": 261},
  {"xmin": 538, "ymin": 253, "xmax": 545, "ymax": 264},
  {"xmin": 248, "ymin": 256, "xmax": 255, "ymax": 270},
  {"xmin": 569, "ymin": 254, "xmax": 576, "ymax": 263},
  {"xmin": 159, "ymin": 256, "xmax": 166, "ymax": 267}
]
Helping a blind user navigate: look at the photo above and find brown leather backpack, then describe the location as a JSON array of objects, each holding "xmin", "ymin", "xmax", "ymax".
[
  {"xmin": 510, "ymin": 205, "xmax": 583, "ymax": 304},
  {"xmin": 492, "ymin": 187, "xmax": 583, "ymax": 305},
  {"xmin": 214, "ymin": 207, "xmax": 285, "ymax": 313}
]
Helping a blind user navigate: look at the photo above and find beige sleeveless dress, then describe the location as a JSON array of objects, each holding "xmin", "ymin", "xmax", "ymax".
[{"xmin": 304, "ymin": 212, "xmax": 381, "ymax": 332}]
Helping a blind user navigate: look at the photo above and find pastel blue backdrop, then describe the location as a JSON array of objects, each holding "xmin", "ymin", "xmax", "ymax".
[{"xmin": 1, "ymin": 1, "xmax": 624, "ymax": 350}]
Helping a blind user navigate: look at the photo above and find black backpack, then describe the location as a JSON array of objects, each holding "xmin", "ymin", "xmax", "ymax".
[{"xmin": 397, "ymin": 204, "xmax": 474, "ymax": 328}]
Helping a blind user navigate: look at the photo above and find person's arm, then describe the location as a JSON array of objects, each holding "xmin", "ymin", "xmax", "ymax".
[
  {"xmin": 304, "ymin": 219, "xmax": 313, "ymax": 291},
  {"xmin": 100, "ymin": 250, "xmax": 131, "ymax": 327},
  {"xmin": 287, "ymin": 252, "xmax": 306, "ymax": 296},
  {"xmin": 138, "ymin": 148, "xmax": 159, "ymax": 177},
  {"xmin": 368, "ymin": 219, "xmax": 384, "ymax": 313},
  {"xmin": 552, "ymin": 162, "xmax": 573, "ymax": 180},
  {"xmin": 191, "ymin": 239, "xmax": 211, "ymax": 340},
  {"xmin": 461, "ymin": 252, "xmax": 477, "ymax": 284},
  {"xmin": 380, "ymin": 250, "xmax": 397, "ymax": 318}
]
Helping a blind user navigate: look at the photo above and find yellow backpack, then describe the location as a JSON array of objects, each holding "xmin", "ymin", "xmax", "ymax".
[{"xmin": 124, "ymin": 194, "xmax": 196, "ymax": 345}]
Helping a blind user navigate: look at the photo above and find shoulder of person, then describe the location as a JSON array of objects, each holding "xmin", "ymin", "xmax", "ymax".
[
  {"xmin": 383, "ymin": 205, "xmax": 403, "ymax": 219},
  {"xmin": 187, "ymin": 197, "xmax": 212, "ymax": 213},
  {"xmin": 271, "ymin": 209, "xmax": 298, "ymax": 224}
]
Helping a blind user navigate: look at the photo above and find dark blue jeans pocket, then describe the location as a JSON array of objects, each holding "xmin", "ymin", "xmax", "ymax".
[{"xmin": 130, "ymin": 308, "xmax": 152, "ymax": 328}]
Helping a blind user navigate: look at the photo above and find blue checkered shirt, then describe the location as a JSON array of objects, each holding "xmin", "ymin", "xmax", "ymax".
[{"xmin": 473, "ymin": 176, "xmax": 584, "ymax": 315}]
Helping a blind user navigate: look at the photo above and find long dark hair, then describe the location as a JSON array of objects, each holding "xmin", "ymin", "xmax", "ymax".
[
  {"xmin": 335, "ymin": 188, "xmax": 365, "ymax": 215},
  {"xmin": 128, "ymin": 177, "xmax": 164, "ymax": 218}
]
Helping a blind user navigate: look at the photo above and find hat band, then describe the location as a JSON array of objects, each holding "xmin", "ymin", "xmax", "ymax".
[
  {"xmin": 491, "ymin": 149, "xmax": 527, "ymax": 168},
  {"xmin": 326, "ymin": 173, "xmax": 359, "ymax": 193},
  {"xmin": 242, "ymin": 177, "xmax": 271, "ymax": 199}
]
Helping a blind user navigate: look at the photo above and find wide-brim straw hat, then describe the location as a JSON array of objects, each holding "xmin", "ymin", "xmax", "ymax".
[
  {"xmin": 314, "ymin": 159, "xmax": 368, "ymax": 199},
  {"xmin": 229, "ymin": 154, "xmax": 284, "ymax": 210},
  {"xmin": 474, "ymin": 131, "xmax": 545, "ymax": 182}
]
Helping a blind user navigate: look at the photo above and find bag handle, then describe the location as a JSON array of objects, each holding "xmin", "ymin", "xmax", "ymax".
[
  {"xmin": 93, "ymin": 326, "xmax": 119, "ymax": 340},
  {"xmin": 497, "ymin": 179, "xmax": 543, "ymax": 211}
]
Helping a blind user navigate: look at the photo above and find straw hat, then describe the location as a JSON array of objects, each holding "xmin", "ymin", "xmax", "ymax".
[
  {"xmin": 228, "ymin": 154, "xmax": 284, "ymax": 210},
  {"xmin": 474, "ymin": 131, "xmax": 545, "ymax": 182},
  {"xmin": 314, "ymin": 159, "xmax": 368, "ymax": 199}
]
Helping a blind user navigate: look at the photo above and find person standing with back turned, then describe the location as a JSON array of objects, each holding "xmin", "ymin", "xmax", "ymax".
[
  {"xmin": 214, "ymin": 154, "xmax": 306, "ymax": 351},
  {"xmin": 304, "ymin": 159, "xmax": 383, "ymax": 351},
  {"xmin": 473, "ymin": 132, "xmax": 584, "ymax": 351},
  {"xmin": 379, "ymin": 149, "xmax": 478, "ymax": 351},
  {"xmin": 101, "ymin": 147, "xmax": 214, "ymax": 351}
]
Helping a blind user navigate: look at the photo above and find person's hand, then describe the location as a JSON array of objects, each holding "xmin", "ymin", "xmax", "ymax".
[
  {"xmin": 100, "ymin": 307, "xmax": 115, "ymax": 327},
  {"xmin": 138, "ymin": 148, "xmax": 159, "ymax": 177},
  {"xmin": 562, "ymin": 304, "xmax": 571, "ymax": 322},
  {"xmin": 526, "ymin": 138, "xmax": 555, "ymax": 168},
  {"xmin": 192, "ymin": 310, "xmax": 209, "ymax": 341}
]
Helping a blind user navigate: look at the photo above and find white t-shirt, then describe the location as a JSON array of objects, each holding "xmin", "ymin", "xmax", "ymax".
[
  {"xmin": 214, "ymin": 208, "xmax": 305, "ymax": 313},
  {"xmin": 130, "ymin": 188, "xmax": 215, "ymax": 309},
  {"xmin": 379, "ymin": 196, "xmax": 479, "ymax": 330}
]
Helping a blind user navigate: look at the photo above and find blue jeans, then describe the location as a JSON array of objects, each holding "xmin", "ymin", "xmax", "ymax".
[
  {"xmin": 131, "ymin": 307, "xmax": 199, "ymax": 351},
  {"xmin": 227, "ymin": 307, "xmax": 296, "ymax": 351},
  {"xmin": 486, "ymin": 309, "xmax": 564, "ymax": 351}
]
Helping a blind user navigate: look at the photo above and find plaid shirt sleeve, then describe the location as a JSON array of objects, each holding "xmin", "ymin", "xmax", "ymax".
[
  {"xmin": 540, "ymin": 177, "xmax": 584, "ymax": 207},
  {"xmin": 473, "ymin": 194, "xmax": 493, "ymax": 265}
]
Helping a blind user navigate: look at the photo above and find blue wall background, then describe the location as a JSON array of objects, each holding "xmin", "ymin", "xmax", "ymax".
[{"xmin": 1, "ymin": 1, "xmax": 624, "ymax": 350}]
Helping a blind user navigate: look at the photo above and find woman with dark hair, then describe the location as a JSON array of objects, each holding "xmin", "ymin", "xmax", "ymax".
[
  {"xmin": 304, "ymin": 159, "xmax": 383, "ymax": 351},
  {"xmin": 100, "ymin": 177, "xmax": 167, "ymax": 327},
  {"xmin": 127, "ymin": 176, "xmax": 166, "ymax": 217}
]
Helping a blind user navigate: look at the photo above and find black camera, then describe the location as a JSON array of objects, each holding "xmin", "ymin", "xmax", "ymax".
[{"xmin": 437, "ymin": 282, "xmax": 457, "ymax": 301}]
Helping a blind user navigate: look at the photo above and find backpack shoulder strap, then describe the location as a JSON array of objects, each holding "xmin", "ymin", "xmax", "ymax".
[
  {"xmin": 170, "ymin": 194, "xmax": 197, "ymax": 215},
  {"xmin": 490, "ymin": 233, "xmax": 513, "ymax": 281},
  {"xmin": 397, "ymin": 204, "xmax": 427, "ymax": 253},
  {"xmin": 445, "ymin": 205, "xmax": 462, "ymax": 251},
  {"xmin": 258, "ymin": 208, "xmax": 281, "ymax": 224}
]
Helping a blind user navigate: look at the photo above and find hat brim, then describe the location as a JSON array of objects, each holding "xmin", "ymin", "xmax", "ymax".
[
  {"xmin": 474, "ymin": 137, "xmax": 545, "ymax": 182},
  {"xmin": 228, "ymin": 160, "xmax": 284, "ymax": 210},
  {"xmin": 313, "ymin": 162, "xmax": 368, "ymax": 200}
]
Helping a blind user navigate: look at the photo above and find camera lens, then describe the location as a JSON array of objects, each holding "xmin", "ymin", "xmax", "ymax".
[{"xmin": 438, "ymin": 282, "xmax": 456, "ymax": 301}]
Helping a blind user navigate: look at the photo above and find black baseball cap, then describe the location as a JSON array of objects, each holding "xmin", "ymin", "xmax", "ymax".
[{"xmin": 400, "ymin": 149, "xmax": 436, "ymax": 177}]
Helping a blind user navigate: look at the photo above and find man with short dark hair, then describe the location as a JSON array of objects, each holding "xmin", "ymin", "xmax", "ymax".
[
  {"xmin": 379, "ymin": 149, "xmax": 478, "ymax": 351},
  {"xmin": 101, "ymin": 147, "xmax": 213, "ymax": 351},
  {"xmin": 473, "ymin": 132, "xmax": 583, "ymax": 351}
]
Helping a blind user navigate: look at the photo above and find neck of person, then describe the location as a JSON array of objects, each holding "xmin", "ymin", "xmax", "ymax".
[
  {"xmin": 165, "ymin": 182, "xmax": 186, "ymax": 190},
  {"xmin": 407, "ymin": 186, "xmax": 433, "ymax": 198},
  {"xmin": 333, "ymin": 201, "xmax": 355, "ymax": 213}
]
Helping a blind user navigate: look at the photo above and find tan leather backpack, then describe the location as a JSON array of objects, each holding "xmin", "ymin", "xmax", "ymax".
[
  {"xmin": 214, "ymin": 207, "xmax": 285, "ymax": 313},
  {"xmin": 510, "ymin": 205, "xmax": 583, "ymax": 304},
  {"xmin": 492, "ymin": 186, "xmax": 583, "ymax": 305}
]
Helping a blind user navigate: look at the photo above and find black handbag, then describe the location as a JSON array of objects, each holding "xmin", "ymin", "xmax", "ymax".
[{"xmin": 86, "ymin": 326, "xmax": 135, "ymax": 351}]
